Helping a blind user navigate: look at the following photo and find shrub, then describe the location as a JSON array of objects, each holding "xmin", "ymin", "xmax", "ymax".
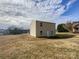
[
  {"xmin": 8, "ymin": 27, "xmax": 22, "ymax": 34},
  {"xmin": 7, "ymin": 26, "xmax": 29, "ymax": 35},
  {"xmin": 57, "ymin": 24, "xmax": 69, "ymax": 32}
]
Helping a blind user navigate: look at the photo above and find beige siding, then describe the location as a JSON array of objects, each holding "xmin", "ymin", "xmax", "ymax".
[
  {"xmin": 72, "ymin": 23, "xmax": 79, "ymax": 33},
  {"xmin": 36, "ymin": 21, "xmax": 56, "ymax": 37},
  {"xmin": 30, "ymin": 20, "xmax": 36, "ymax": 37}
]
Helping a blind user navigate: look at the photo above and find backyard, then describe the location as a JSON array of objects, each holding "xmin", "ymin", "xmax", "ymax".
[{"xmin": 0, "ymin": 33, "xmax": 79, "ymax": 59}]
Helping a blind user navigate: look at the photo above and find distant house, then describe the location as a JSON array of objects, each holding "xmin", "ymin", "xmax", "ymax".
[
  {"xmin": 72, "ymin": 21, "xmax": 79, "ymax": 33},
  {"xmin": 30, "ymin": 20, "xmax": 56, "ymax": 37}
]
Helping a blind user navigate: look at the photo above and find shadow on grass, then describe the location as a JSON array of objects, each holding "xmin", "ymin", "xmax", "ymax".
[{"xmin": 39, "ymin": 34, "xmax": 75, "ymax": 39}]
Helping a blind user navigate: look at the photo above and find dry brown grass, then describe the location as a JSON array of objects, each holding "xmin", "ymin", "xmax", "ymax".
[{"xmin": 0, "ymin": 33, "xmax": 79, "ymax": 59}]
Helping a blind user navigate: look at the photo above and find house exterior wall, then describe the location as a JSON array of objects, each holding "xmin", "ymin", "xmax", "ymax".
[
  {"xmin": 30, "ymin": 20, "xmax": 36, "ymax": 37},
  {"xmin": 73, "ymin": 25, "xmax": 79, "ymax": 33},
  {"xmin": 30, "ymin": 20, "xmax": 56, "ymax": 37},
  {"xmin": 72, "ymin": 22, "xmax": 79, "ymax": 33},
  {"xmin": 36, "ymin": 21, "xmax": 56, "ymax": 37}
]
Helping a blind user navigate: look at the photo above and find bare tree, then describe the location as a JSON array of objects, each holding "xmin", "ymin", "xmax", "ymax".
[{"xmin": 63, "ymin": 21, "xmax": 73, "ymax": 32}]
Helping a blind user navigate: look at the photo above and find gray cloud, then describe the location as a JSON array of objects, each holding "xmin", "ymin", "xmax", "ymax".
[{"xmin": 0, "ymin": 0, "xmax": 76, "ymax": 29}]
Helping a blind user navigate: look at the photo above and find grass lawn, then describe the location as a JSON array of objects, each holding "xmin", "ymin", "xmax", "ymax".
[{"xmin": 0, "ymin": 33, "xmax": 79, "ymax": 59}]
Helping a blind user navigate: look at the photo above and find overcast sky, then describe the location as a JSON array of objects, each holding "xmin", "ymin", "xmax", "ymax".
[{"xmin": 0, "ymin": 0, "xmax": 78, "ymax": 29}]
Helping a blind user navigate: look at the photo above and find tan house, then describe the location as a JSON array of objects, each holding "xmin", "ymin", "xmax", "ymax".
[
  {"xmin": 72, "ymin": 22, "xmax": 79, "ymax": 33},
  {"xmin": 30, "ymin": 20, "xmax": 56, "ymax": 37}
]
